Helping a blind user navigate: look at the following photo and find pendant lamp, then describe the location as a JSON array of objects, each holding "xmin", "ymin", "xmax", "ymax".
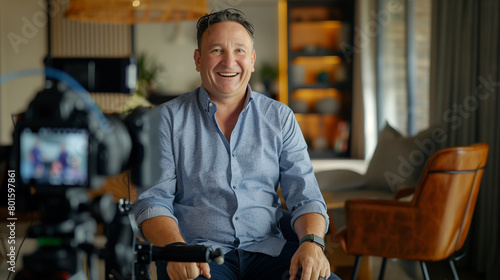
[{"xmin": 65, "ymin": 0, "xmax": 208, "ymax": 24}]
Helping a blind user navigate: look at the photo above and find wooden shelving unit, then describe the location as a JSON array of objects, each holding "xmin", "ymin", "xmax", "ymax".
[{"xmin": 278, "ymin": 0, "xmax": 354, "ymax": 158}]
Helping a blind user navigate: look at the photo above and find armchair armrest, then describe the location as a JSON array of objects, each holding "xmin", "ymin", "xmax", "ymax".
[
  {"xmin": 336, "ymin": 198, "xmax": 418, "ymax": 259},
  {"xmin": 394, "ymin": 186, "xmax": 417, "ymax": 200}
]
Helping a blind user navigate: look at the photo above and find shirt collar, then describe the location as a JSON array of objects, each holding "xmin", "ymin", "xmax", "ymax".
[
  {"xmin": 243, "ymin": 85, "xmax": 254, "ymax": 110},
  {"xmin": 198, "ymin": 85, "xmax": 212, "ymax": 112},
  {"xmin": 198, "ymin": 84, "xmax": 254, "ymax": 113}
]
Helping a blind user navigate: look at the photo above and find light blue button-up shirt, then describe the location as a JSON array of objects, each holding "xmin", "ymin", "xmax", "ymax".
[{"xmin": 133, "ymin": 85, "xmax": 328, "ymax": 257}]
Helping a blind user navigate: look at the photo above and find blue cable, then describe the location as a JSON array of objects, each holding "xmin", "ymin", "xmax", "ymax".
[{"xmin": 0, "ymin": 67, "xmax": 111, "ymax": 132}]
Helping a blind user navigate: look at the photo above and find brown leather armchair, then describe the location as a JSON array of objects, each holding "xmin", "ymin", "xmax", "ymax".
[{"xmin": 336, "ymin": 143, "xmax": 489, "ymax": 280}]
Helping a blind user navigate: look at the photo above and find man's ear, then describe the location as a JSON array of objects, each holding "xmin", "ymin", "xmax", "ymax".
[
  {"xmin": 251, "ymin": 49, "xmax": 256, "ymax": 73},
  {"xmin": 194, "ymin": 49, "xmax": 201, "ymax": 72}
]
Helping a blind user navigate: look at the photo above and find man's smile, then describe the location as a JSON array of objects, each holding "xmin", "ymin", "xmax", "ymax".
[{"xmin": 217, "ymin": 72, "xmax": 239, "ymax": 77}]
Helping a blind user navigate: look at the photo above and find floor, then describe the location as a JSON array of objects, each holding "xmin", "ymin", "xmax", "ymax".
[
  {"xmin": 0, "ymin": 221, "xmax": 485, "ymax": 280},
  {"xmin": 333, "ymin": 254, "xmax": 484, "ymax": 280}
]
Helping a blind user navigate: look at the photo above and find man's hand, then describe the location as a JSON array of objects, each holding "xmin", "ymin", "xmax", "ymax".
[
  {"xmin": 167, "ymin": 262, "xmax": 211, "ymax": 280},
  {"xmin": 289, "ymin": 242, "xmax": 330, "ymax": 280},
  {"xmin": 290, "ymin": 213, "xmax": 331, "ymax": 280},
  {"xmin": 142, "ymin": 217, "xmax": 212, "ymax": 279}
]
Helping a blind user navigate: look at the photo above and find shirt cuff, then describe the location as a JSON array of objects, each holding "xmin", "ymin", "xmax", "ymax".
[
  {"xmin": 135, "ymin": 206, "xmax": 177, "ymax": 240},
  {"xmin": 290, "ymin": 201, "xmax": 330, "ymax": 235}
]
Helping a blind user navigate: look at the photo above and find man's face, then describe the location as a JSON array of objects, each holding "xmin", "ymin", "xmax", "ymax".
[{"xmin": 194, "ymin": 21, "xmax": 256, "ymax": 101}]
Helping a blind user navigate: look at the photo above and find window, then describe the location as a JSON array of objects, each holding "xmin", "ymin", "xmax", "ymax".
[{"xmin": 377, "ymin": 0, "xmax": 431, "ymax": 135}]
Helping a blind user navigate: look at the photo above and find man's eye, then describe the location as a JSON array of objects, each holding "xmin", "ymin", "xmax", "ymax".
[{"xmin": 212, "ymin": 49, "xmax": 222, "ymax": 53}]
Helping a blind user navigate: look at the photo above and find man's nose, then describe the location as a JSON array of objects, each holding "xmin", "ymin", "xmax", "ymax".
[{"xmin": 221, "ymin": 52, "xmax": 236, "ymax": 67}]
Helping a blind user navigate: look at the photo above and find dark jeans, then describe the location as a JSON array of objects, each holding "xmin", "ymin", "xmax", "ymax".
[{"xmin": 156, "ymin": 242, "xmax": 341, "ymax": 280}]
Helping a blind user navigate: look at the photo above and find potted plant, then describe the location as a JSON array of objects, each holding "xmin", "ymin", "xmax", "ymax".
[{"xmin": 136, "ymin": 52, "xmax": 165, "ymax": 98}]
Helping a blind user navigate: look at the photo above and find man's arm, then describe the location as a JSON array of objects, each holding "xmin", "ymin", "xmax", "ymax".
[
  {"xmin": 141, "ymin": 216, "xmax": 212, "ymax": 280},
  {"xmin": 141, "ymin": 216, "xmax": 185, "ymax": 246},
  {"xmin": 293, "ymin": 212, "xmax": 326, "ymax": 240},
  {"xmin": 289, "ymin": 213, "xmax": 331, "ymax": 280},
  {"xmin": 276, "ymin": 107, "xmax": 331, "ymax": 279}
]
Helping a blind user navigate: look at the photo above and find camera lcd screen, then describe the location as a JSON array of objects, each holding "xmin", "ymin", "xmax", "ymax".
[{"xmin": 19, "ymin": 127, "xmax": 89, "ymax": 187}]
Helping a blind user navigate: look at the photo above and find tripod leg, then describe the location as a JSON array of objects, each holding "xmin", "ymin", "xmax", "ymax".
[
  {"xmin": 352, "ymin": 255, "xmax": 361, "ymax": 280},
  {"xmin": 449, "ymin": 259, "xmax": 459, "ymax": 280},
  {"xmin": 87, "ymin": 253, "xmax": 99, "ymax": 280},
  {"xmin": 378, "ymin": 258, "xmax": 387, "ymax": 280},
  {"xmin": 420, "ymin": 261, "xmax": 430, "ymax": 280}
]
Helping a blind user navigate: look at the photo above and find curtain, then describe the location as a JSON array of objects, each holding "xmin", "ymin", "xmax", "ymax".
[
  {"xmin": 429, "ymin": 0, "xmax": 500, "ymax": 279},
  {"xmin": 352, "ymin": 0, "xmax": 378, "ymax": 160}
]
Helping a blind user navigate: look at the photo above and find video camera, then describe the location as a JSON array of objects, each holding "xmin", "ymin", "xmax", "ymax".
[
  {"xmin": 13, "ymin": 78, "xmax": 158, "ymax": 192},
  {"xmin": 7, "ymin": 68, "xmax": 223, "ymax": 280}
]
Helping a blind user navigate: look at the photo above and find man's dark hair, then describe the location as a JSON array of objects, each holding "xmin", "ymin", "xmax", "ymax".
[{"xmin": 196, "ymin": 8, "xmax": 255, "ymax": 50}]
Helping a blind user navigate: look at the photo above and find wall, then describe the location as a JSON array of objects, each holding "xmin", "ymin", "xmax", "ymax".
[{"xmin": 0, "ymin": 0, "xmax": 47, "ymax": 144}]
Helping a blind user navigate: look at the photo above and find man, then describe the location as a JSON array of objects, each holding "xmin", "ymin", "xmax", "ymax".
[{"xmin": 133, "ymin": 8, "xmax": 341, "ymax": 280}]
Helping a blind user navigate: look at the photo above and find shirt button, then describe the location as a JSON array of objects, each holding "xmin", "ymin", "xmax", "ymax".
[
  {"xmin": 235, "ymin": 216, "xmax": 239, "ymax": 221},
  {"xmin": 232, "ymin": 185, "xmax": 236, "ymax": 189},
  {"xmin": 209, "ymin": 102, "xmax": 213, "ymax": 107},
  {"xmin": 234, "ymin": 238, "xmax": 240, "ymax": 246}
]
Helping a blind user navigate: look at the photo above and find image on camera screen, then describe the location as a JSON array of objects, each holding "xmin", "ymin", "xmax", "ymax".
[{"xmin": 19, "ymin": 127, "xmax": 89, "ymax": 187}]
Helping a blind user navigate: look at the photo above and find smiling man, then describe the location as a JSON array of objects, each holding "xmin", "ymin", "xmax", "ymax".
[
  {"xmin": 133, "ymin": 8, "xmax": 341, "ymax": 280},
  {"xmin": 195, "ymin": 20, "xmax": 255, "ymax": 103}
]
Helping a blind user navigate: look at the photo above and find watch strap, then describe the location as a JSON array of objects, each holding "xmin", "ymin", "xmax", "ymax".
[{"xmin": 299, "ymin": 234, "xmax": 325, "ymax": 251}]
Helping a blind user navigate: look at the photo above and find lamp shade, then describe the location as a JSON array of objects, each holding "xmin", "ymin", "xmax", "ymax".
[{"xmin": 65, "ymin": 0, "xmax": 208, "ymax": 24}]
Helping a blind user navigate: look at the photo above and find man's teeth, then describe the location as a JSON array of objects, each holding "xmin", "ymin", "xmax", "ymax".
[{"xmin": 218, "ymin": 72, "xmax": 238, "ymax": 77}]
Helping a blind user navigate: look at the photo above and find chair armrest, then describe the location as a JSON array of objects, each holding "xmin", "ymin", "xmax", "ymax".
[
  {"xmin": 394, "ymin": 186, "xmax": 417, "ymax": 200},
  {"xmin": 337, "ymin": 198, "xmax": 418, "ymax": 258},
  {"xmin": 315, "ymin": 169, "xmax": 366, "ymax": 192}
]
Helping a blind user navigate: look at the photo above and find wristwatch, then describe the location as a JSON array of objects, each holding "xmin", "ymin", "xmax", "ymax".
[{"xmin": 299, "ymin": 234, "xmax": 325, "ymax": 251}]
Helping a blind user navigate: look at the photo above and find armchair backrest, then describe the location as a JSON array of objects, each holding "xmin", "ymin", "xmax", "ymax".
[{"xmin": 412, "ymin": 143, "xmax": 489, "ymax": 259}]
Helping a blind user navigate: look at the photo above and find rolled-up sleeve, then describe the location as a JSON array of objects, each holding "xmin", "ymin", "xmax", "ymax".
[
  {"xmin": 133, "ymin": 179, "xmax": 178, "ymax": 228},
  {"xmin": 132, "ymin": 104, "xmax": 178, "ymax": 231},
  {"xmin": 278, "ymin": 109, "xmax": 329, "ymax": 233}
]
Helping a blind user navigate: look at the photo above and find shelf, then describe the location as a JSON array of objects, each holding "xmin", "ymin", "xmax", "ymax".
[
  {"xmin": 290, "ymin": 82, "xmax": 349, "ymax": 91},
  {"xmin": 294, "ymin": 114, "xmax": 350, "ymax": 157},
  {"xmin": 289, "ymin": 56, "xmax": 349, "ymax": 86},
  {"xmin": 290, "ymin": 50, "xmax": 346, "ymax": 59},
  {"xmin": 288, "ymin": 1, "xmax": 347, "ymax": 22},
  {"xmin": 279, "ymin": 0, "xmax": 354, "ymax": 158},
  {"xmin": 289, "ymin": 21, "xmax": 342, "ymax": 52},
  {"xmin": 289, "ymin": 20, "xmax": 342, "ymax": 27}
]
